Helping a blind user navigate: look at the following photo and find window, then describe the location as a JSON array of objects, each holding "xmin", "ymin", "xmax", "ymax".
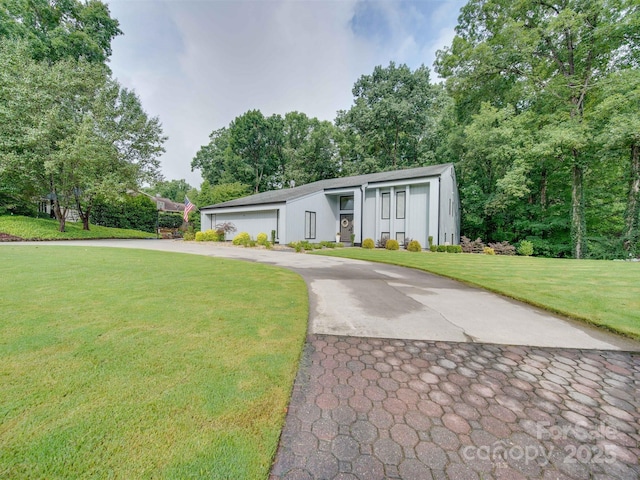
[
  {"xmin": 381, "ymin": 232, "xmax": 390, "ymax": 241},
  {"xmin": 305, "ymin": 211, "xmax": 316, "ymax": 239},
  {"xmin": 396, "ymin": 232, "xmax": 405, "ymax": 245},
  {"xmin": 396, "ymin": 191, "xmax": 405, "ymax": 219},
  {"xmin": 340, "ymin": 196, "xmax": 354, "ymax": 210},
  {"xmin": 381, "ymin": 192, "xmax": 390, "ymax": 219}
]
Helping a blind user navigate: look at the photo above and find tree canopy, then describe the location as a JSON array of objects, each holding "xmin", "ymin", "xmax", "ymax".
[{"xmin": 0, "ymin": 1, "xmax": 165, "ymax": 232}]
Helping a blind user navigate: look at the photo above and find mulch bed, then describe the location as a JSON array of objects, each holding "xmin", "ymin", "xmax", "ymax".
[{"xmin": 0, "ymin": 233, "xmax": 25, "ymax": 242}]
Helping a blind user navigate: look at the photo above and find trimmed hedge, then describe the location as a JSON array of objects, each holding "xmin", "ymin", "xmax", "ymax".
[{"xmin": 91, "ymin": 195, "xmax": 157, "ymax": 233}]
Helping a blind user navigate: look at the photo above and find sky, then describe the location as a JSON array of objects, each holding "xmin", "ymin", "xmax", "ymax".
[{"xmin": 106, "ymin": 0, "xmax": 466, "ymax": 187}]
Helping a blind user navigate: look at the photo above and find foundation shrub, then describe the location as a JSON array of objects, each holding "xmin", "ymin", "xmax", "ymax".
[
  {"xmin": 407, "ymin": 240, "xmax": 422, "ymax": 252},
  {"xmin": 385, "ymin": 239, "xmax": 399, "ymax": 250},
  {"xmin": 232, "ymin": 232, "xmax": 251, "ymax": 246},
  {"xmin": 362, "ymin": 238, "xmax": 375, "ymax": 249}
]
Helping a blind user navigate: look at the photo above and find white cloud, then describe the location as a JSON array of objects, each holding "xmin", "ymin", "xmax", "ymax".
[{"xmin": 106, "ymin": 0, "xmax": 463, "ymax": 187}]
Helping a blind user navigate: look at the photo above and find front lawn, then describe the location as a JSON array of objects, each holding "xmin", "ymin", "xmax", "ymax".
[
  {"xmin": 0, "ymin": 215, "xmax": 156, "ymax": 240},
  {"xmin": 0, "ymin": 246, "xmax": 308, "ymax": 479},
  {"xmin": 313, "ymin": 248, "xmax": 640, "ymax": 340}
]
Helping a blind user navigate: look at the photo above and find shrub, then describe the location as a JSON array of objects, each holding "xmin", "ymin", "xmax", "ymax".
[
  {"xmin": 183, "ymin": 230, "xmax": 195, "ymax": 241},
  {"xmin": 232, "ymin": 232, "xmax": 251, "ymax": 246},
  {"xmin": 460, "ymin": 236, "xmax": 485, "ymax": 254},
  {"xmin": 484, "ymin": 247, "xmax": 496, "ymax": 255},
  {"xmin": 429, "ymin": 245, "xmax": 437, "ymax": 252},
  {"xmin": 362, "ymin": 238, "xmax": 375, "ymax": 249},
  {"xmin": 517, "ymin": 240, "xmax": 534, "ymax": 256},
  {"xmin": 488, "ymin": 241, "xmax": 516, "ymax": 255},
  {"xmin": 157, "ymin": 212, "xmax": 184, "ymax": 229},
  {"xmin": 91, "ymin": 194, "xmax": 157, "ymax": 233},
  {"xmin": 376, "ymin": 237, "xmax": 389, "ymax": 248},
  {"xmin": 214, "ymin": 222, "xmax": 236, "ymax": 241},
  {"xmin": 447, "ymin": 245, "xmax": 462, "ymax": 253},
  {"xmin": 203, "ymin": 229, "xmax": 218, "ymax": 241},
  {"xmin": 385, "ymin": 239, "xmax": 399, "ymax": 250},
  {"xmin": 256, "ymin": 232, "xmax": 268, "ymax": 245},
  {"xmin": 428, "ymin": 236, "xmax": 434, "ymax": 248},
  {"xmin": 407, "ymin": 240, "xmax": 422, "ymax": 252},
  {"xmin": 195, "ymin": 231, "xmax": 205, "ymax": 242},
  {"xmin": 313, "ymin": 243, "xmax": 323, "ymax": 249},
  {"xmin": 335, "ymin": 242, "xmax": 344, "ymax": 248},
  {"xmin": 436, "ymin": 245, "xmax": 446, "ymax": 252},
  {"xmin": 271, "ymin": 229, "xmax": 276, "ymax": 244}
]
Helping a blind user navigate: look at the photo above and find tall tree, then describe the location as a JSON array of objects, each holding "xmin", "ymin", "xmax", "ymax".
[
  {"xmin": 0, "ymin": 0, "xmax": 121, "ymax": 63},
  {"xmin": 336, "ymin": 62, "xmax": 444, "ymax": 174},
  {"xmin": 436, "ymin": 0, "xmax": 640, "ymax": 258},
  {"xmin": 0, "ymin": 39, "xmax": 165, "ymax": 231},
  {"xmin": 144, "ymin": 179, "xmax": 193, "ymax": 202},
  {"xmin": 589, "ymin": 69, "xmax": 640, "ymax": 254}
]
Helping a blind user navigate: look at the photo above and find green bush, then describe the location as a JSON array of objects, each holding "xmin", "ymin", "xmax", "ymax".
[
  {"xmin": 232, "ymin": 232, "xmax": 251, "ymax": 246},
  {"xmin": 428, "ymin": 236, "xmax": 434, "ymax": 248},
  {"xmin": 436, "ymin": 245, "xmax": 446, "ymax": 252},
  {"xmin": 271, "ymin": 230, "xmax": 277, "ymax": 244},
  {"xmin": 157, "ymin": 212, "xmax": 183, "ymax": 229},
  {"xmin": 407, "ymin": 240, "xmax": 422, "ymax": 252},
  {"xmin": 203, "ymin": 229, "xmax": 219, "ymax": 241},
  {"xmin": 446, "ymin": 245, "xmax": 462, "ymax": 253},
  {"xmin": 195, "ymin": 231, "xmax": 205, "ymax": 242},
  {"xmin": 362, "ymin": 238, "xmax": 375, "ymax": 249},
  {"xmin": 517, "ymin": 240, "xmax": 534, "ymax": 256},
  {"xmin": 183, "ymin": 230, "xmax": 195, "ymax": 241},
  {"xmin": 256, "ymin": 232, "xmax": 268, "ymax": 245},
  {"xmin": 429, "ymin": 245, "xmax": 437, "ymax": 252},
  {"xmin": 484, "ymin": 246, "xmax": 496, "ymax": 255},
  {"xmin": 385, "ymin": 239, "xmax": 400, "ymax": 250},
  {"xmin": 91, "ymin": 195, "xmax": 157, "ymax": 233}
]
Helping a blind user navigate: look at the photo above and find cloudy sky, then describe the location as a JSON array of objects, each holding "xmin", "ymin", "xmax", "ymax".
[{"xmin": 106, "ymin": 0, "xmax": 466, "ymax": 187}]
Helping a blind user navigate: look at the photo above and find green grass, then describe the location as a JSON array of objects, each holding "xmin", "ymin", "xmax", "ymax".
[
  {"xmin": 0, "ymin": 215, "xmax": 156, "ymax": 240},
  {"xmin": 0, "ymin": 246, "xmax": 308, "ymax": 479},
  {"xmin": 313, "ymin": 248, "xmax": 640, "ymax": 339}
]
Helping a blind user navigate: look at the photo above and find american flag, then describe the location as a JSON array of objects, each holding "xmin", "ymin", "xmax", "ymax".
[{"xmin": 183, "ymin": 196, "xmax": 195, "ymax": 222}]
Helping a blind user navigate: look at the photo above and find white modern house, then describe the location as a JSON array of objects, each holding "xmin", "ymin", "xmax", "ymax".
[{"xmin": 200, "ymin": 163, "xmax": 460, "ymax": 247}]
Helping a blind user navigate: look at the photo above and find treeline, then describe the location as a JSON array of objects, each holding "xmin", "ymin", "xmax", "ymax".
[
  {"xmin": 0, "ymin": 0, "xmax": 166, "ymax": 232},
  {"xmin": 191, "ymin": 0, "xmax": 639, "ymax": 259}
]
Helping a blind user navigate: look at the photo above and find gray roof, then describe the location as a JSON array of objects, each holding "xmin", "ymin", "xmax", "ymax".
[{"xmin": 202, "ymin": 163, "xmax": 452, "ymax": 210}]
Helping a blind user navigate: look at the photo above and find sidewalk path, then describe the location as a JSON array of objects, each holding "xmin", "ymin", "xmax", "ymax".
[{"xmin": 270, "ymin": 335, "xmax": 640, "ymax": 480}]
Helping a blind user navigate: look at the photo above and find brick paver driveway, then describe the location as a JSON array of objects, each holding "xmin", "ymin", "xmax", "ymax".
[{"xmin": 270, "ymin": 335, "xmax": 640, "ymax": 480}]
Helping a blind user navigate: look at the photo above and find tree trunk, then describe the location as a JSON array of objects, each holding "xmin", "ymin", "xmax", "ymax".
[
  {"xmin": 539, "ymin": 167, "xmax": 547, "ymax": 210},
  {"xmin": 53, "ymin": 200, "xmax": 66, "ymax": 232},
  {"xmin": 571, "ymin": 157, "xmax": 586, "ymax": 259},
  {"xmin": 624, "ymin": 143, "xmax": 640, "ymax": 250},
  {"xmin": 82, "ymin": 210, "xmax": 90, "ymax": 231}
]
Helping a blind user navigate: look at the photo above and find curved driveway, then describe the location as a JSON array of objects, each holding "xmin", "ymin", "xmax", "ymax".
[{"xmin": 12, "ymin": 239, "xmax": 639, "ymax": 351}]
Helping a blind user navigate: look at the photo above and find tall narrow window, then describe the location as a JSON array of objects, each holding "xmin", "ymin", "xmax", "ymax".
[
  {"xmin": 305, "ymin": 211, "xmax": 316, "ymax": 239},
  {"xmin": 396, "ymin": 232, "xmax": 405, "ymax": 245},
  {"xmin": 381, "ymin": 192, "xmax": 390, "ymax": 219},
  {"xmin": 396, "ymin": 191, "xmax": 405, "ymax": 219}
]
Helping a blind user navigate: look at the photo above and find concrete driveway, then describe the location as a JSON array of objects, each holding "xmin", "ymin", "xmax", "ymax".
[{"xmin": 9, "ymin": 239, "xmax": 639, "ymax": 351}]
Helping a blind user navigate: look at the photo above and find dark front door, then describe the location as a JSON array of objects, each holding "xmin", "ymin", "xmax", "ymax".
[{"xmin": 340, "ymin": 214, "xmax": 353, "ymax": 242}]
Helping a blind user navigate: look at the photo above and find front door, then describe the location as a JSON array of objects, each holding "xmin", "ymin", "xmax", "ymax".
[{"xmin": 340, "ymin": 214, "xmax": 353, "ymax": 243}]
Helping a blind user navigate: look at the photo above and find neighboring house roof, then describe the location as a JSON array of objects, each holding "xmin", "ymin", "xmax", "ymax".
[
  {"xmin": 203, "ymin": 163, "xmax": 453, "ymax": 210},
  {"xmin": 138, "ymin": 192, "xmax": 185, "ymax": 213}
]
